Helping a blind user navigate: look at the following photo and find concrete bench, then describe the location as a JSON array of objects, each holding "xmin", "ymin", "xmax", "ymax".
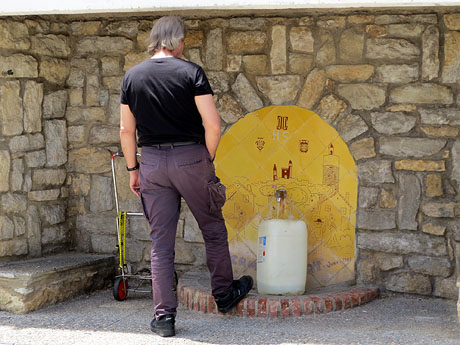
[{"xmin": 0, "ymin": 253, "xmax": 115, "ymax": 313}]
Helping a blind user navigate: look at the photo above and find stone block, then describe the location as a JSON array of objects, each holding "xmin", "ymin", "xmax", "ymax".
[
  {"xmin": 0, "ymin": 239, "xmax": 28, "ymax": 257},
  {"xmin": 0, "ymin": 21, "xmax": 30, "ymax": 49},
  {"xmin": 66, "ymin": 107, "xmax": 105, "ymax": 124},
  {"xmin": 242, "ymin": 55, "xmax": 268, "ymax": 75},
  {"xmin": 422, "ymin": 223, "xmax": 445, "ymax": 236},
  {"xmin": 371, "ymin": 112, "xmax": 416, "ymax": 134},
  {"xmin": 350, "ymin": 138, "xmax": 376, "ymax": 160},
  {"xmin": 26, "ymin": 205, "xmax": 41, "ymax": 257},
  {"xmin": 0, "ymin": 253, "xmax": 114, "ymax": 313},
  {"xmin": 28, "ymin": 189, "xmax": 60, "ymax": 202},
  {"xmin": 184, "ymin": 30, "xmax": 204, "ymax": 47},
  {"xmin": 39, "ymin": 204, "xmax": 66, "ymax": 226},
  {"xmin": 104, "ymin": 20, "xmax": 138, "ymax": 38},
  {"xmin": 317, "ymin": 95, "xmax": 347, "ymax": 124},
  {"xmin": 336, "ymin": 114, "xmax": 369, "ymax": 142},
  {"xmin": 348, "ymin": 15, "xmax": 375, "ymax": 24},
  {"xmin": 297, "ymin": 69, "xmax": 327, "ymax": 110},
  {"xmin": 76, "ymin": 213, "xmax": 114, "ymax": 235},
  {"xmin": 13, "ymin": 217, "xmax": 26, "ymax": 237},
  {"xmin": 76, "ymin": 36, "xmax": 133, "ymax": 56},
  {"xmin": 386, "ymin": 104, "xmax": 417, "ymax": 112},
  {"xmin": 11, "ymin": 159, "xmax": 24, "ymax": 192},
  {"xmin": 123, "ymin": 52, "xmax": 150, "ymax": 71},
  {"xmin": 326, "ymin": 65, "xmax": 374, "ymax": 82},
  {"xmin": 358, "ymin": 209, "xmax": 396, "ymax": 230},
  {"xmin": 378, "ymin": 255, "xmax": 403, "ymax": 271},
  {"xmin": 422, "ymin": 202, "xmax": 456, "ymax": 218},
  {"xmin": 42, "ymin": 224, "xmax": 68, "ymax": 245},
  {"xmin": 337, "ymin": 84, "xmax": 386, "ymax": 110},
  {"xmin": 23, "ymin": 81, "xmax": 43, "ymax": 133},
  {"xmin": 45, "ymin": 120, "xmax": 67, "ymax": 167},
  {"xmin": 452, "ymin": 141, "xmax": 460, "ymax": 186},
  {"xmin": 316, "ymin": 31, "xmax": 336, "ymax": 67},
  {"xmin": 175, "ymin": 239, "xmax": 196, "ymax": 265},
  {"xmin": 256, "ymin": 76, "xmax": 301, "ymax": 105},
  {"xmin": 70, "ymin": 21, "xmax": 101, "ymax": 35},
  {"xmin": 69, "ymin": 173, "xmax": 91, "ymax": 196},
  {"xmin": 357, "ymin": 231, "xmax": 447, "ymax": 256},
  {"xmin": 107, "ymin": 95, "xmax": 121, "ymax": 125},
  {"xmin": 30, "ymin": 34, "xmax": 71, "ymax": 57},
  {"xmin": 375, "ymin": 14, "xmax": 437, "ymax": 24},
  {"xmin": 227, "ymin": 31, "xmax": 266, "ymax": 54},
  {"xmin": 0, "ymin": 151, "xmax": 11, "ymax": 192},
  {"xmin": 67, "ymin": 126, "xmax": 86, "ymax": 145},
  {"xmin": 421, "ymin": 126, "xmax": 459, "ymax": 137},
  {"xmin": 229, "ymin": 17, "xmax": 265, "ymax": 30},
  {"xmin": 32, "ymin": 169, "xmax": 66, "ymax": 190},
  {"xmin": 422, "ymin": 25, "xmax": 440, "ymax": 81},
  {"xmin": 0, "ymin": 54, "xmax": 37, "ymax": 79},
  {"xmin": 441, "ymin": 32, "xmax": 460, "ymax": 84},
  {"xmin": 289, "ymin": 27, "xmax": 314, "ymax": 53},
  {"xmin": 216, "ymin": 94, "xmax": 244, "ymax": 125},
  {"xmin": 24, "ymin": 150, "xmax": 46, "ymax": 168},
  {"xmin": 420, "ymin": 109, "xmax": 460, "ymax": 126},
  {"xmin": 9, "ymin": 134, "xmax": 45, "ymax": 153},
  {"xmin": 0, "ymin": 216, "xmax": 14, "ymax": 240},
  {"xmin": 395, "ymin": 160, "xmax": 445, "ymax": 172},
  {"xmin": 385, "ymin": 272, "xmax": 431, "ymax": 295},
  {"xmin": 288, "ymin": 54, "xmax": 314, "ymax": 74},
  {"xmin": 339, "ymin": 28, "xmax": 364, "ymax": 63},
  {"xmin": 365, "ymin": 38, "xmax": 420, "ymax": 60},
  {"xmin": 207, "ymin": 72, "xmax": 231, "ymax": 94},
  {"xmin": 424, "ymin": 174, "xmax": 443, "ymax": 197},
  {"xmin": 387, "ymin": 24, "xmax": 425, "ymax": 39},
  {"xmin": 88, "ymin": 125, "xmax": 120, "ymax": 145},
  {"xmin": 408, "ymin": 255, "xmax": 452, "ymax": 277},
  {"xmin": 433, "ymin": 277, "xmax": 458, "ymax": 300},
  {"xmin": 0, "ymin": 81, "xmax": 23, "ymax": 136},
  {"xmin": 379, "ymin": 189, "xmax": 397, "ymax": 209},
  {"xmin": 358, "ymin": 160, "xmax": 395, "ymax": 185},
  {"xmin": 39, "ymin": 57, "xmax": 70, "ymax": 85},
  {"xmin": 101, "ymin": 57, "xmax": 121, "ymax": 77},
  {"xmin": 226, "ymin": 55, "xmax": 242, "ymax": 72},
  {"xmin": 390, "ymin": 84, "xmax": 453, "ymax": 104},
  {"xmin": 379, "ymin": 137, "xmax": 446, "ymax": 158},
  {"xmin": 375, "ymin": 64, "xmax": 419, "ymax": 83},
  {"xmin": 68, "ymin": 147, "xmax": 112, "ymax": 174},
  {"xmin": 102, "ymin": 76, "xmax": 123, "ymax": 92},
  {"xmin": 1, "ymin": 193, "xmax": 27, "ymax": 214},
  {"xmin": 366, "ymin": 25, "xmax": 387, "ymax": 38},
  {"xmin": 318, "ymin": 16, "xmax": 346, "ymax": 30},
  {"xmin": 358, "ymin": 187, "xmax": 379, "ymax": 208},
  {"xmin": 89, "ymin": 175, "xmax": 113, "ymax": 213},
  {"xmin": 270, "ymin": 25, "xmax": 286, "ymax": 74},
  {"xmin": 398, "ymin": 174, "xmax": 421, "ymax": 231},
  {"xmin": 206, "ymin": 28, "xmax": 224, "ymax": 70},
  {"xmin": 43, "ymin": 90, "xmax": 67, "ymax": 119},
  {"xmin": 231, "ymin": 74, "xmax": 263, "ymax": 113},
  {"xmin": 444, "ymin": 13, "xmax": 460, "ymax": 30}
]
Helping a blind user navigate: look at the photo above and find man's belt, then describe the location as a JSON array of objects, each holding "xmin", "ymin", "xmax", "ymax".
[{"xmin": 149, "ymin": 141, "xmax": 198, "ymax": 148}]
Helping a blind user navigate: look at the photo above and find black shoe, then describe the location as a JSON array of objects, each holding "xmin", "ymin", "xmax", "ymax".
[
  {"xmin": 214, "ymin": 275, "xmax": 253, "ymax": 313},
  {"xmin": 150, "ymin": 314, "xmax": 175, "ymax": 337}
]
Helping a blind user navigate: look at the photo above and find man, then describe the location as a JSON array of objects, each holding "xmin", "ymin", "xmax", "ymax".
[{"xmin": 119, "ymin": 16, "xmax": 253, "ymax": 337}]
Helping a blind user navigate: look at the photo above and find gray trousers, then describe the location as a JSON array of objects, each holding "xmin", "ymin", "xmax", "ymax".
[{"xmin": 139, "ymin": 144, "xmax": 233, "ymax": 318}]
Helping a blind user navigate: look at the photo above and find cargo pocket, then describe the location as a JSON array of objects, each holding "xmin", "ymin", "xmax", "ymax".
[{"xmin": 208, "ymin": 177, "xmax": 226, "ymax": 212}]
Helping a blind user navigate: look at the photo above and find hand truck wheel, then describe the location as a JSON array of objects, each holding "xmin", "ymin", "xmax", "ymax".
[{"xmin": 113, "ymin": 277, "xmax": 129, "ymax": 301}]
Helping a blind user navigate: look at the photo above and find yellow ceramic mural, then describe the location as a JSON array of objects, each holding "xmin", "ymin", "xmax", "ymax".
[{"xmin": 215, "ymin": 105, "xmax": 357, "ymax": 289}]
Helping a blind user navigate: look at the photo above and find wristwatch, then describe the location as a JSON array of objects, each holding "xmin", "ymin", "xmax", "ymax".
[{"xmin": 126, "ymin": 162, "xmax": 139, "ymax": 171}]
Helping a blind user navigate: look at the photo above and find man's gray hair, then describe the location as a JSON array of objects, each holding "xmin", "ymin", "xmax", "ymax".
[{"xmin": 147, "ymin": 16, "xmax": 186, "ymax": 54}]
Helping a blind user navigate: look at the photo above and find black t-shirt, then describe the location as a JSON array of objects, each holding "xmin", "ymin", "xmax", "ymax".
[{"xmin": 120, "ymin": 57, "xmax": 213, "ymax": 146}]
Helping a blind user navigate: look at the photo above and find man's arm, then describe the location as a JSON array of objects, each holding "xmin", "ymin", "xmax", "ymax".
[
  {"xmin": 195, "ymin": 94, "xmax": 221, "ymax": 160},
  {"xmin": 120, "ymin": 104, "xmax": 140, "ymax": 196}
]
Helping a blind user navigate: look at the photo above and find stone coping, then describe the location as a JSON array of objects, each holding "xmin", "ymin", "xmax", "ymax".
[{"xmin": 178, "ymin": 271, "xmax": 380, "ymax": 318}]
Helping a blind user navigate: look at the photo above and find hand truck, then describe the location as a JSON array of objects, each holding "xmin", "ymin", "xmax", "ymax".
[{"xmin": 111, "ymin": 151, "xmax": 178, "ymax": 301}]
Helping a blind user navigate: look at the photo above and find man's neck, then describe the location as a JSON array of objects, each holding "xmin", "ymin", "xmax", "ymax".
[{"xmin": 152, "ymin": 49, "xmax": 175, "ymax": 59}]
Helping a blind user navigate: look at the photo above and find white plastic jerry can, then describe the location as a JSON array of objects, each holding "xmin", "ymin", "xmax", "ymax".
[{"xmin": 257, "ymin": 219, "xmax": 308, "ymax": 295}]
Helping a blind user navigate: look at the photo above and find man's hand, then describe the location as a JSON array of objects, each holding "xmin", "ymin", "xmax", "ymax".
[{"xmin": 129, "ymin": 170, "xmax": 141, "ymax": 197}]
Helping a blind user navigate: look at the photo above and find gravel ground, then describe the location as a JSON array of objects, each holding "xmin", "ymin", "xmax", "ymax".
[{"xmin": 0, "ymin": 289, "xmax": 458, "ymax": 345}]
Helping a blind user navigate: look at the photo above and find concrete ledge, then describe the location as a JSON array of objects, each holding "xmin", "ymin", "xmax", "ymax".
[
  {"xmin": 178, "ymin": 271, "xmax": 379, "ymax": 317},
  {"xmin": 0, "ymin": 252, "xmax": 115, "ymax": 314}
]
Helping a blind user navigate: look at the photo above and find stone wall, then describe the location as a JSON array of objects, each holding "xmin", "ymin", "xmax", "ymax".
[{"xmin": 1, "ymin": 10, "xmax": 460, "ymax": 298}]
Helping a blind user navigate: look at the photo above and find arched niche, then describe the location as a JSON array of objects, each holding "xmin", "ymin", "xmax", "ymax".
[{"xmin": 215, "ymin": 105, "xmax": 357, "ymax": 289}]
